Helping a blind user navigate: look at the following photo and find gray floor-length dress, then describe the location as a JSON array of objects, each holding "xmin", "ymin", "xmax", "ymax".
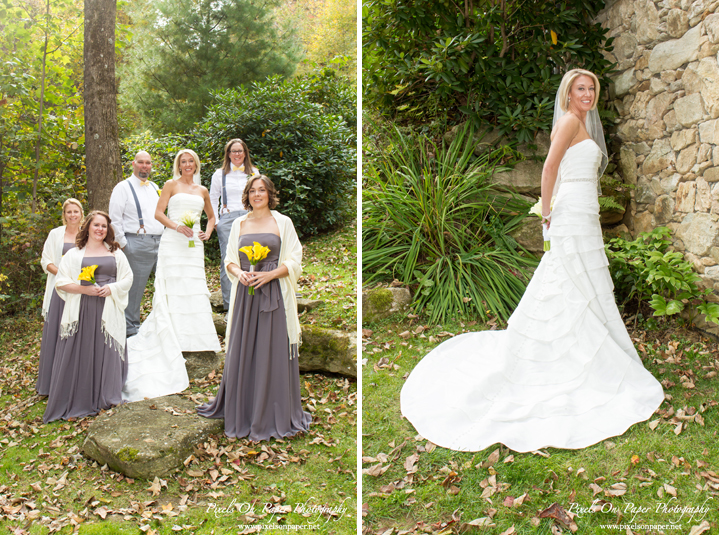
[
  {"xmin": 43, "ymin": 256, "xmax": 128, "ymax": 423},
  {"xmin": 37, "ymin": 242, "xmax": 74, "ymax": 395},
  {"xmin": 197, "ymin": 233, "xmax": 312, "ymax": 440}
]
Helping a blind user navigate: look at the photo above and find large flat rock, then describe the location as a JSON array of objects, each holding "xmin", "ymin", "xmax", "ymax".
[
  {"xmin": 184, "ymin": 350, "xmax": 224, "ymax": 381},
  {"xmin": 210, "ymin": 290, "xmax": 224, "ymax": 312},
  {"xmin": 491, "ymin": 160, "xmax": 543, "ymax": 195},
  {"xmin": 300, "ymin": 325, "xmax": 357, "ymax": 378},
  {"xmin": 82, "ymin": 395, "xmax": 223, "ymax": 479},
  {"xmin": 297, "ymin": 298, "xmax": 324, "ymax": 312}
]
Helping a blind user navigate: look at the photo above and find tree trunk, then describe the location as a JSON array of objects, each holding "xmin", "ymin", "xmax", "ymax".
[{"xmin": 84, "ymin": 0, "xmax": 121, "ymax": 212}]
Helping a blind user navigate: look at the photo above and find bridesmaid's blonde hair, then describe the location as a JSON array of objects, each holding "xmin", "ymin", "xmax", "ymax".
[
  {"xmin": 557, "ymin": 69, "xmax": 600, "ymax": 112},
  {"xmin": 61, "ymin": 198, "xmax": 84, "ymax": 225}
]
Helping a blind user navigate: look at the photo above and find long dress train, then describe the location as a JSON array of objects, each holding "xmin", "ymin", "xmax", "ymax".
[
  {"xmin": 197, "ymin": 233, "xmax": 312, "ymax": 440},
  {"xmin": 122, "ymin": 193, "xmax": 220, "ymax": 402},
  {"xmin": 44, "ymin": 256, "xmax": 127, "ymax": 423},
  {"xmin": 400, "ymin": 139, "xmax": 665, "ymax": 452}
]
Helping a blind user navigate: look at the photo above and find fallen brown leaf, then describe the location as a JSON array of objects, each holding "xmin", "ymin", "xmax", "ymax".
[
  {"xmin": 688, "ymin": 521, "xmax": 711, "ymax": 535},
  {"xmin": 404, "ymin": 453, "xmax": 419, "ymax": 473}
]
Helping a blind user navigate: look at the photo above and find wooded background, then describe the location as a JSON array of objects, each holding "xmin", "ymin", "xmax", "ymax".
[{"xmin": 0, "ymin": 0, "xmax": 357, "ymax": 314}]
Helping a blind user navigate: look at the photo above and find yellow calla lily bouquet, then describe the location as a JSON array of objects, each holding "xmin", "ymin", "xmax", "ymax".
[
  {"xmin": 239, "ymin": 241, "xmax": 271, "ymax": 295},
  {"xmin": 78, "ymin": 264, "xmax": 99, "ymax": 286}
]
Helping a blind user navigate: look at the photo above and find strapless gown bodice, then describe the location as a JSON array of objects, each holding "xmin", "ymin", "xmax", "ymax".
[
  {"xmin": 400, "ymin": 141, "xmax": 664, "ymax": 452},
  {"xmin": 167, "ymin": 192, "xmax": 203, "ymax": 222},
  {"xmin": 558, "ymin": 139, "xmax": 603, "ymax": 183}
]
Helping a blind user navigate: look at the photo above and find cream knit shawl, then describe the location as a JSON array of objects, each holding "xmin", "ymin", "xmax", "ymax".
[
  {"xmin": 55, "ymin": 245, "xmax": 133, "ymax": 358},
  {"xmin": 40, "ymin": 225, "xmax": 67, "ymax": 319},
  {"xmin": 224, "ymin": 210, "xmax": 302, "ymax": 358}
]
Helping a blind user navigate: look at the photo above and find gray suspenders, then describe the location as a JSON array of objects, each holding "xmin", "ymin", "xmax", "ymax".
[
  {"xmin": 221, "ymin": 167, "xmax": 255, "ymax": 216},
  {"xmin": 127, "ymin": 180, "xmax": 159, "ymax": 234},
  {"xmin": 221, "ymin": 172, "xmax": 229, "ymax": 215}
]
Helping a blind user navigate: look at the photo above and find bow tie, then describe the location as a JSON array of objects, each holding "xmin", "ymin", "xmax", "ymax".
[
  {"xmin": 139, "ymin": 180, "xmax": 150, "ymax": 186},
  {"xmin": 232, "ymin": 165, "xmax": 245, "ymax": 172}
]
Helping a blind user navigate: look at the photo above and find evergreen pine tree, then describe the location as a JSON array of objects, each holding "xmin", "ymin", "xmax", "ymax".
[{"xmin": 120, "ymin": 0, "xmax": 300, "ymax": 133}]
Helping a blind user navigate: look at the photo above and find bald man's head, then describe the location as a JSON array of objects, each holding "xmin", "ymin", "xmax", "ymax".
[{"xmin": 132, "ymin": 151, "xmax": 152, "ymax": 180}]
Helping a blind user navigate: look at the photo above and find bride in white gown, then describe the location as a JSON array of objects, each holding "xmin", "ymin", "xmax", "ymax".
[
  {"xmin": 401, "ymin": 69, "xmax": 665, "ymax": 452},
  {"xmin": 123, "ymin": 149, "xmax": 221, "ymax": 402}
]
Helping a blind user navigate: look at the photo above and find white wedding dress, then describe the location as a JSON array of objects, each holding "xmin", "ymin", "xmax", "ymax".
[
  {"xmin": 122, "ymin": 193, "xmax": 221, "ymax": 402},
  {"xmin": 401, "ymin": 140, "xmax": 665, "ymax": 452}
]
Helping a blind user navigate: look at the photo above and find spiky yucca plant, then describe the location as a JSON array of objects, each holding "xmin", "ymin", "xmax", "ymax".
[{"xmin": 363, "ymin": 123, "xmax": 538, "ymax": 323}]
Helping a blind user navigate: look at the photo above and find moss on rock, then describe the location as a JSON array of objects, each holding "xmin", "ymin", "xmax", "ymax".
[
  {"xmin": 362, "ymin": 287, "xmax": 411, "ymax": 323},
  {"xmin": 117, "ymin": 447, "xmax": 140, "ymax": 462}
]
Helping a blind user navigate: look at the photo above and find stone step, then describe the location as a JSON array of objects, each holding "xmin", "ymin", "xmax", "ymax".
[
  {"xmin": 362, "ymin": 287, "xmax": 411, "ymax": 323},
  {"xmin": 82, "ymin": 395, "xmax": 222, "ymax": 479},
  {"xmin": 184, "ymin": 350, "xmax": 224, "ymax": 381}
]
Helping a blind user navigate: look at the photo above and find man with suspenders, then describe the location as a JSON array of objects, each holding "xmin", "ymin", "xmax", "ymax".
[{"xmin": 108, "ymin": 151, "xmax": 164, "ymax": 337}]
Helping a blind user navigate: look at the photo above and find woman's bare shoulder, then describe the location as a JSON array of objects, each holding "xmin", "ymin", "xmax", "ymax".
[{"xmin": 550, "ymin": 113, "xmax": 581, "ymax": 142}]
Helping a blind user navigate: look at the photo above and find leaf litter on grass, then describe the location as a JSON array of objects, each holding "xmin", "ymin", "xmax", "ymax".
[
  {"xmin": 363, "ymin": 314, "xmax": 719, "ymax": 534},
  {"xmin": 2, "ymin": 371, "xmax": 357, "ymax": 533},
  {"xmin": 2, "ymin": 225, "xmax": 357, "ymax": 533}
]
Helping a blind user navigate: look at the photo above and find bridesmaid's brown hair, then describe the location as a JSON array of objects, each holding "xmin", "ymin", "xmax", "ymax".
[
  {"xmin": 242, "ymin": 175, "xmax": 279, "ymax": 211},
  {"xmin": 75, "ymin": 211, "xmax": 120, "ymax": 252}
]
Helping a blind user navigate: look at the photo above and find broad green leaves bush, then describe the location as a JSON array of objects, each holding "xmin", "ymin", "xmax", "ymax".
[
  {"xmin": 363, "ymin": 0, "xmax": 614, "ymax": 142},
  {"xmin": 363, "ymin": 123, "xmax": 537, "ymax": 324},
  {"xmin": 193, "ymin": 71, "xmax": 356, "ymax": 237},
  {"xmin": 121, "ymin": 68, "xmax": 356, "ymax": 240},
  {"xmin": 606, "ymin": 227, "xmax": 719, "ymax": 326}
]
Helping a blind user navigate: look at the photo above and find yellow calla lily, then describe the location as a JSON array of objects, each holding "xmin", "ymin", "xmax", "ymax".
[
  {"xmin": 239, "ymin": 245, "xmax": 254, "ymax": 258},
  {"xmin": 239, "ymin": 241, "xmax": 271, "ymax": 295},
  {"xmin": 78, "ymin": 264, "xmax": 99, "ymax": 284}
]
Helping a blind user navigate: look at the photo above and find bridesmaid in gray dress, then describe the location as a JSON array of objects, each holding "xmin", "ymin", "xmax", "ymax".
[
  {"xmin": 44, "ymin": 211, "xmax": 133, "ymax": 423},
  {"xmin": 37, "ymin": 198, "xmax": 83, "ymax": 395},
  {"xmin": 198, "ymin": 175, "xmax": 311, "ymax": 440}
]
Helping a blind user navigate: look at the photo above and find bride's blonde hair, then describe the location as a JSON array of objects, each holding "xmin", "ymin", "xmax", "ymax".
[
  {"xmin": 172, "ymin": 149, "xmax": 202, "ymax": 180},
  {"xmin": 557, "ymin": 69, "xmax": 600, "ymax": 112}
]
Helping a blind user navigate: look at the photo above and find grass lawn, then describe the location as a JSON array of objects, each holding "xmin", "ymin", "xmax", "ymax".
[
  {"xmin": 362, "ymin": 310, "xmax": 719, "ymax": 535},
  {"xmin": 0, "ymin": 223, "xmax": 357, "ymax": 534}
]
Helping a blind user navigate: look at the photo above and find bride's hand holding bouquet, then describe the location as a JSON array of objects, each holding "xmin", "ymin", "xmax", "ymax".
[{"xmin": 530, "ymin": 197, "xmax": 555, "ymax": 251}]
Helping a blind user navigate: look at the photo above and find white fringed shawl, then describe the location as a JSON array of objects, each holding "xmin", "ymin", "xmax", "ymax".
[
  {"xmin": 40, "ymin": 225, "xmax": 67, "ymax": 319},
  {"xmin": 224, "ymin": 210, "xmax": 302, "ymax": 358},
  {"xmin": 55, "ymin": 245, "xmax": 133, "ymax": 358}
]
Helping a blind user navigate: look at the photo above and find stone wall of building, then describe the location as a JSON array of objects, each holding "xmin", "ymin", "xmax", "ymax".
[{"xmin": 597, "ymin": 0, "xmax": 719, "ymax": 288}]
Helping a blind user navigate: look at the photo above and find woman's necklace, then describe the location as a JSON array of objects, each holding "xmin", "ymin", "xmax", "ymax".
[{"xmin": 248, "ymin": 212, "xmax": 272, "ymax": 220}]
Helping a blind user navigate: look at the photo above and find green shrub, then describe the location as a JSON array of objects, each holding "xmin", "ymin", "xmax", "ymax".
[
  {"xmin": 363, "ymin": 0, "xmax": 614, "ymax": 142},
  {"xmin": 192, "ymin": 73, "xmax": 356, "ymax": 237},
  {"xmin": 119, "ymin": 67, "xmax": 356, "ymax": 246},
  {"xmin": 363, "ymin": 123, "xmax": 537, "ymax": 324},
  {"xmin": 606, "ymin": 227, "xmax": 719, "ymax": 326},
  {"xmin": 0, "ymin": 210, "xmax": 57, "ymax": 315}
]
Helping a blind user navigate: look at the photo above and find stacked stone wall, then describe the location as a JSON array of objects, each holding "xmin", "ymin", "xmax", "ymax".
[{"xmin": 597, "ymin": 0, "xmax": 719, "ymax": 289}]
